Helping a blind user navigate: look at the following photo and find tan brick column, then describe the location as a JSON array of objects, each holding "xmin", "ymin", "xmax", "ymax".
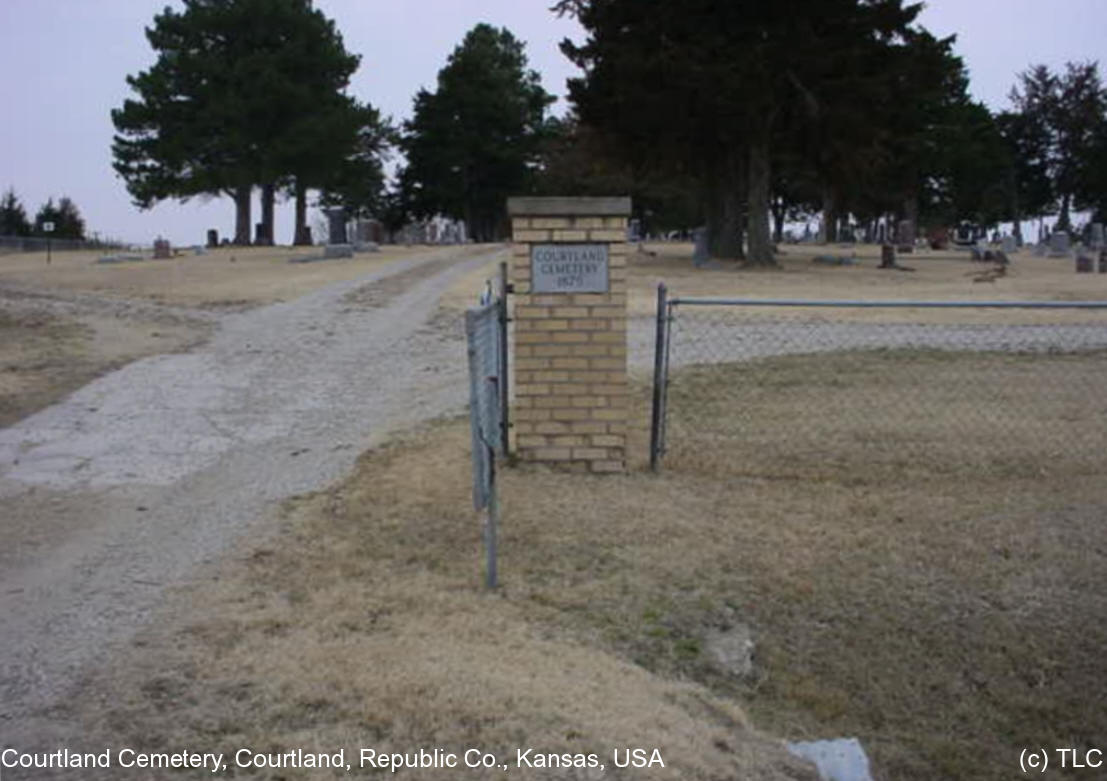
[{"xmin": 506, "ymin": 197, "xmax": 630, "ymax": 473}]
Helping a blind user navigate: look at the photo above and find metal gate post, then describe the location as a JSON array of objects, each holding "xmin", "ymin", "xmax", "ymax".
[
  {"xmin": 649, "ymin": 283, "xmax": 670, "ymax": 471},
  {"xmin": 498, "ymin": 260, "xmax": 513, "ymax": 456}
]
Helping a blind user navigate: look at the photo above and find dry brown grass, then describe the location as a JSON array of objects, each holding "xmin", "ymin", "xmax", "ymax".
[
  {"xmin": 652, "ymin": 349, "xmax": 1107, "ymax": 779},
  {"xmin": 662, "ymin": 349, "xmax": 1107, "ymax": 481},
  {"xmin": 66, "ymin": 346, "xmax": 1107, "ymax": 781},
  {"xmin": 70, "ymin": 420, "xmax": 813, "ymax": 781},
  {"xmin": 437, "ymin": 254, "xmax": 505, "ymax": 314},
  {"xmin": 0, "ymin": 245, "xmax": 477, "ymax": 309},
  {"xmin": 69, "ymin": 345, "xmax": 1107, "ymax": 781},
  {"xmin": 628, "ymin": 242, "xmax": 1107, "ymax": 324},
  {"xmin": 0, "ymin": 306, "xmax": 202, "ymax": 426}
]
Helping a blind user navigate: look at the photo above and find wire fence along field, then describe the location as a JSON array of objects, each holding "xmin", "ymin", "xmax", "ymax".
[
  {"xmin": 0, "ymin": 235, "xmax": 128, "ymax": 255},
  {"xmin": 650, "ymin": 291, "xmax": 1107, "ymax": 480}
]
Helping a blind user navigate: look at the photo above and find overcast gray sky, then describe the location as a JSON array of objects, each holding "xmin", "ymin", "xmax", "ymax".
[{"xmin": 1, "ymin": 0, "xmax": 1104, "ymax": 245}]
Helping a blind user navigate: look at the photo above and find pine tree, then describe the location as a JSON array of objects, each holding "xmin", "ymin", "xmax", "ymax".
[
  {"xmin": 0, "ymin": 188, "xmax": 32, "ymax": 237},
  {"xmin": 557, "ymin": 0, "xmax": 920, "ymax": 265},
  {"xmin": 1009, "ymin": 62, "xmax": 1107, "ymax": 231},
  {"xmin": 401, "ymin": 24, "xmax": 554, "ymax": 242},
  {"xmin": 112, "ymin": 0, "xmax": 380, "ymax": 245}
]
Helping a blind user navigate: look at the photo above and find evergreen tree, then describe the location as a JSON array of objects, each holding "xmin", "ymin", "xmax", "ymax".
[
  {"xmin": 33, "ymin": 198, "xmax": 59, "ymax": 237},
  {"xmin": 0, "ymin": 188, "xmax": 32, "ymax": 237},
  {"xmin": 1009, "ymin": 62, "xmax": 1107, "ymax": 231},
  {"xmin": 996, "ymin": 108, "xmax": 1055, "ymax": 240},
  {"xmin": 54, "ymin": 197, "xmax": 86, "ymax": 239},
  {"xmin": 112, "ymin": 0, "xmax": 379, "ymax": 245},
  {"xmin": 402, "ymin": 24, "xmax": 554, "ymax": 242},
  {"xmin": 558, "ymin": 0, "xmax": 920, "ymax": 265}
]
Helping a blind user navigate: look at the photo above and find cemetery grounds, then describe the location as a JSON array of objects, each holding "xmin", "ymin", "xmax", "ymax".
[{"xmin": 2, "ymin": 242, "xmax": 1106, "ymax": 779}]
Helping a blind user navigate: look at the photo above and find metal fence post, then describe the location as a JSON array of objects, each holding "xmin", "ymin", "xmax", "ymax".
[
  {"xmin": 498, "ymin": 261, "xmax": 512, "ymax": 456},
  {"xmin": 486, "ymin": 447, "xmax": 499, "ymax": 590},
  {"xmin": 650, "ymin": 283, "xmax": 669, "ymax": 471}
]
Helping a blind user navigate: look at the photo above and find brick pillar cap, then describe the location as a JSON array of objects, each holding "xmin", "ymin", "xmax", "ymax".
[{"xmin": 507, "ymin": 197, "xmax": 631, "ymax": 217}]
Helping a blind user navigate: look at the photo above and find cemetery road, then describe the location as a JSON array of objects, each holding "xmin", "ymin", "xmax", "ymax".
[{"xmin": 0, "ymin": 246, "xmax": 505, "ymax": 748}]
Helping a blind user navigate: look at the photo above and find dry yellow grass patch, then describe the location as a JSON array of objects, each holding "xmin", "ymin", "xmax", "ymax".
[
  {"xmin": 72, "ymin": 422, "xmax": 812, "ymax": 780},
  {"xmin": 0, "ymin": 245, "xmax": 475, "ymax": 309},
  {"xmin": 652, "ymin": 350, "xmax": 1107, "ymax": 780},
  {"xmin": 0, "ymin": 307, "xmax": 202, "ymax": 426},
  {"xmin": 437, "ymin": 253, "xmax": 506, "ymax": 314},
  {"xmin": 661, "ymin": 349, "xmax": 1107, "ymax": 481},
  {"xmin": 64, "ymin": 347, "xmax": 1106, "ymax": 781},
  {"xmin": 628, "ymin": 242, "xmax": 1107, "ymax": 324}
]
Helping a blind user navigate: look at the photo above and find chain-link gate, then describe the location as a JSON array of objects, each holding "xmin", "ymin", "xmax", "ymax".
[
  {"xmin": 650, "ymin": 286, "xmax": 1107, "ymax": 478},
  {"xmin": 465, "ymin": 262, "xmax": 512, "ymax": 588}
]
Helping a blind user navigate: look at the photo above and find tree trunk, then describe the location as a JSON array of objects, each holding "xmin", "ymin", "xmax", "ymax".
[
  {"xmin": 705, "ymin": 148, "xmax": 744, "ymax": 259},
  {"xmin": 901, "ymin": 195, "xmax": 919, "ymax": 247},
  {"xmin": 1057, "ymin": 194, "xmax": 1072, "ymax": 233},
  {"xmin": 233, "ymin": 184, "xmax": 252, "ymax": 246},
  {"xmin": 745, "ymin": 132, "xmax": 774, "ymax": 267},
  {"xmin": 1008, "ymin": 168, "xmax": 1023, "ymax": 246},
  {"xmin": 293, "ymin": 179, "xmax": 312, "ymax": 246},
  {"xmin": 771, "ymin": 196, "xmax": 786, "ymax": 244},
  {"xmin": 819, "ymin": 187, "xmax": 838, "ymax": 244},
  {"xmin": 259, "ymin": 183, "xmax": 275, "ymax": 245}
]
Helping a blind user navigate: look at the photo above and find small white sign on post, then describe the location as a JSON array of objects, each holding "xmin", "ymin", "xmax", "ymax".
[{"xmin": 43, "ymin": 221, "xmax": 55, "ymax": 233}]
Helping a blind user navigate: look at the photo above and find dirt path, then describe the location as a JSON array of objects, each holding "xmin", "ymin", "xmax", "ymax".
[{"xmin": 0, "ymin": 246, "xmax": 505, "ymax": 746}]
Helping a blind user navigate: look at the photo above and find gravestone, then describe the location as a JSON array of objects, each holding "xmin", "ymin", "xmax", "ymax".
[
  {"xmin": 788, "ymin": 739, "xmax": 874, "ymax": 781},
  {"xmin": 1034, "ymin": 242, "xmax": 1048, "ymax": 257},
  {"xmin": 153, "ymin": 238, "xmax": 171, "ymax": 259},
  {"xmin": 323, "ymin": 243, "xmax": 353, "ymax": 259},
  {"xmin": 1099, "ymin": 248, "xmax": 1107, "ymax": 273},
  {"xmin": 206, "ymin": 229, "xmax": 219, "ymax": 248},
  {"xmin": 326, "ymin": 208, "xmax": 347, "ymax": 245},
  {"xmin": 508, "ymin": 197, "xmax": 630, "ymax": 474},
  {"xmin": 1001, "ymin": 235, "xmax": 1018, "ymax": 254},
  {"xmin": 1075, "ymin": 251, "xmax": 1094, "ymax": 273},
  {"xmin": 692, "ymin": 226, "xmax": 709, "ymax": 267},
  {"xmin": 1090, "ymin": 223, "xmax": 1105, "ymax": 249},
  {"xmin": 895, "ymin": 219, "xmax": 914, "ymax": 253},
  {"xmin": 1049, "ymin": 231, "xmax": 1071, "ymax": 257}
]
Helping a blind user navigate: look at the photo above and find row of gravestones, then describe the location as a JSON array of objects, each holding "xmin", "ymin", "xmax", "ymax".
[
  {"xmin": 394, "ymin": 219, "xmax": 467, "ymax": 246},
  {"xmin": 1032, "ymin": 225, "xmax": 1105, "ymax": 255}
]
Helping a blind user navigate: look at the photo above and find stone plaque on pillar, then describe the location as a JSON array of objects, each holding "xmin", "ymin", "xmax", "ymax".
[{"xmin": 507, "ymin": 197, "xmax": 631, "ymax": 473}]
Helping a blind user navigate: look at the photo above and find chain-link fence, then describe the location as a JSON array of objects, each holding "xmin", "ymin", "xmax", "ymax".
[
  {"xmin": 650, "ymin": 286, "xmax": 1107, "ymax": 480},
  {"xmin": 465, "ymin": 263, "xmax": 512, "ymax": 589},
  {"xmin": 0, "ymin": 235, "xmax": 128, "ymax": 255}
]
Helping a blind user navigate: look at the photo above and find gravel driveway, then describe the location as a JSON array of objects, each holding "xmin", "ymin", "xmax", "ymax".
[{"xmin": 0, "ymin": 246, "xmax": 504, "ymax": 744}]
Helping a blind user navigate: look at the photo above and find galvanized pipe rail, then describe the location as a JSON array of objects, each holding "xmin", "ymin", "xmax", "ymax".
[{"xmin": 669, "ymin": 298, "xmax": 1107, "ymax": 309}]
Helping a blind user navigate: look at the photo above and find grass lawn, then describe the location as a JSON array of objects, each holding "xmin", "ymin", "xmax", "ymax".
[{"xmin": 66, "ymin": 346, "xmax": 1107, "ymax": 780}]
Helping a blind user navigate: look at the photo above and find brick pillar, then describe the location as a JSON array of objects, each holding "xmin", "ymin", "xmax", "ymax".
[{"xmin": 507, "ymin": 197, "xmax": 630, "ymax": 473}]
